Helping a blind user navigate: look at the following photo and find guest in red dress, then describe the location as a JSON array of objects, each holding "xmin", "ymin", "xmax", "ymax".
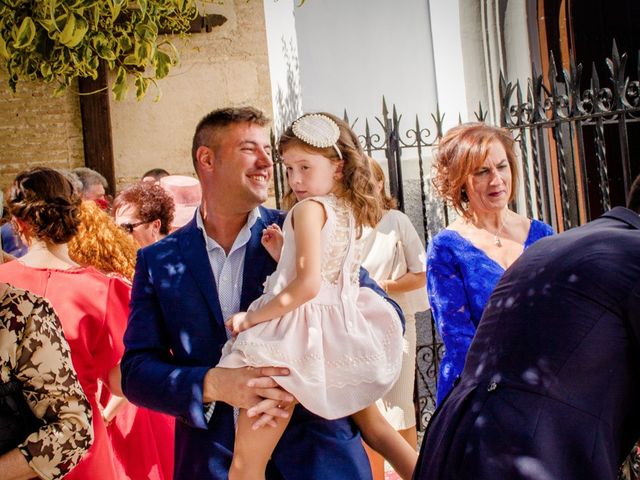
[
  {"xmin": 0, "ymin": 167, "xmax": 128, "ymax": 479},
  {"xmin": 70, "ymin": 199, "xmax": 175, "ymax": 480}
]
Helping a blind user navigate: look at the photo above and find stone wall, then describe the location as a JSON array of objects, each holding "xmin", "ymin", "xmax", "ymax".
[
  {"xmin": 0, "ymin": 0, "xmax": 273, "ymax": 192},
  {"xmin": 0, "ymin": 73, "xmax": 84, "ymax": 190},
  {"xmin": 110, "ymin": 0, "xmax": 273, "ymax": 189}
]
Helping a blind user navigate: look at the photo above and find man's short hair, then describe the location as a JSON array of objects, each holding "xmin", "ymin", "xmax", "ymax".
[
  {"xmin": 627, "ymin": 174, "xmax": 640, "ymax": 214},
  {"xmin": 191, "ymin": 107, "xmax": 270, "ymax": 169},
  {"xmin": 60, "ymin": 170, "xmax": 84, "ymax": 195},
  {"xmin": 71, "ymin": 167, "xmax": 108, "ymax": 192},
  {"xmin": 142, "ymin": 168, "xmax": 170, "ymax": 181}
]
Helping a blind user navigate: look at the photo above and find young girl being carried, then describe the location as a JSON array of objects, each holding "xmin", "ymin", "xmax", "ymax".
[{"xmin": 218, "ymin": 113, "xmax": 418, "ymax": 480}]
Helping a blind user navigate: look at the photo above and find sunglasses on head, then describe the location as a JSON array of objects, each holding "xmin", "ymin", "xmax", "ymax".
[{"xmin": 118, "ymin": 220, "xmax": 149, "ymax": 234}]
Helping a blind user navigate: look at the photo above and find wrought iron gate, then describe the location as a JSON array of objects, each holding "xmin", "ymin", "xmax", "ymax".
[{"xmin": 271, "ymin": 42, "xmax": 639, "ymax": 430}]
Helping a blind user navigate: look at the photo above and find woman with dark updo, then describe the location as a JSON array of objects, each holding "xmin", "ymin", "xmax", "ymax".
[{"xmin": 0, "ymin": 167, "xmax": 129, "ymax": 479}]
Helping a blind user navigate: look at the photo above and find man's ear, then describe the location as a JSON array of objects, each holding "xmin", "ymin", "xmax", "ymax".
[{"xmin": 196, "ymin": 145, "xmax": 215, "ymax": 173}]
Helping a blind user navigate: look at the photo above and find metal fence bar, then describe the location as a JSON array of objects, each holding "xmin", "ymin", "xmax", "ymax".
[
  {"xmin": 515, "ymin": 82, "xmax": 534, "ymax": 218},
  {"xmin": 566, "ymin": 56, "xmax": 590, "ymax": 222},
  {"xmin": 591, "ymin": 64, "xmax": 612, "ymax": 212},
  {"xmin": 607, "ymin": 42, "xmax": 635, "ymax": 202},
  {"xmin": 414, "ymin": 115, "xmax": 430, "ymax": 243}
]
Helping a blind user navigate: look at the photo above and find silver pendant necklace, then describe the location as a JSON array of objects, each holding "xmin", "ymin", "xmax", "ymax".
[{"xmin": 493, "ymin": 218, "xmax": 506, "ymax": 247}]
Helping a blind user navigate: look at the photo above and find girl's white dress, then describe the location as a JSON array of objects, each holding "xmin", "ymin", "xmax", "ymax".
[{"xmin": 218, "ymin": 195, "xmax": 404, "ymax": 419}]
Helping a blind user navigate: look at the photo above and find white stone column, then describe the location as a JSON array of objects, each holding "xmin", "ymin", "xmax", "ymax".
[
  {"xmin": 458, "ymin": 0, "xmax": 533, "ymax": 125},
  {"xmin": 262, "ymin": 0, "xmax": 303, "ymax": 134},
  {"xmin": 428, "ymin": 0, "xmax": 469, "ymax": 131}
]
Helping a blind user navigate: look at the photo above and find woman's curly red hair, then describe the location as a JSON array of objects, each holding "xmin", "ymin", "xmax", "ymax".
[
  {"xmin": 432, "ymin": 123, "xmax": 519, "ymax": 219},
  {"xmin": 69, "ymin": 201, "xmax": 138, "ymax": 280}
]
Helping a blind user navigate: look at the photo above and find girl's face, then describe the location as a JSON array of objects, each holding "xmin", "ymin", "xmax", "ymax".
[
  {"xmin": 282, "ymin": 145, "xmax": 343, "ymax": 201},
  {"xmin": 465, "ymin": 141, "xmax": 512, "ymax": 214}
]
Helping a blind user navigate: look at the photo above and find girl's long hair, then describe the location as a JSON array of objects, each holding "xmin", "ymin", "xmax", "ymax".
[
  {"xmin": 368, "ymin": 157, "xmax": 397, "ymax": 211},
  {"xmin": 278, "ymin": 113, "xmax": 382, "ymax": 236}
]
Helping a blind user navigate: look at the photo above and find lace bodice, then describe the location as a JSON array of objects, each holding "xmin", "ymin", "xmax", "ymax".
[
  {"xmin": 262, "ymin": 195, "xmax": 361, "ymax": 297},
  {"xmin": 320, "ymin": 196, "xmax": 361, "ymax": 286}
]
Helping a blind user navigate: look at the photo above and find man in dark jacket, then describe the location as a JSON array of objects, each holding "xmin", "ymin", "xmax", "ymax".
[{"xmin": 415, "ymin": 203, "xmax": 640, "ymax": 479}]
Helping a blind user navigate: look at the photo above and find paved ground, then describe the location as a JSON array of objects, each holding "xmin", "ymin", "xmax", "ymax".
[{"xmin": 385, "ymin": 469, "xmax": 401, "ymax": 480}]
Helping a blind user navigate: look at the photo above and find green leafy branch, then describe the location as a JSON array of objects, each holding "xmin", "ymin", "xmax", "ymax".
[{"xmin": 0, "ymin": 0, "xmax": 199, "ymax": 100}]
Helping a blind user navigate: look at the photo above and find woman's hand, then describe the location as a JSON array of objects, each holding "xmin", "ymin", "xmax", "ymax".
[
  {"xmin": 378, "ymin": 279, "xmax": 390, "ymax": 293},
  {"xmin": 225, "ymin": 311, "xmax": 256, "ymax": 336},
  {"xmin": 380, "ymin": 272, "xmax": 426, "ymax": 294},
  {"xmin": 0, "ymin": 250, "xmax": 15, "ymax": 264},
  {"xmin": 100, "ymin": 394, "xmax": 128, "ymax": 427},
  {"xmin": 261, "ymin": 224, "xmax": 284, "ymax": 262}
]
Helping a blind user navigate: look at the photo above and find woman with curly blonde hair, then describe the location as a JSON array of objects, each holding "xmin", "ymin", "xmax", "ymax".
[
  {"xmin": 69, "ymin": 201, "xmax": 174, "ymax": 480},
  {"xmin": 68, "ymin": 200, "xmax": 138, "ymax": 279},
  {"xmin": 69, "ymin": 199, "xmax": 175, "ymax": 480}
]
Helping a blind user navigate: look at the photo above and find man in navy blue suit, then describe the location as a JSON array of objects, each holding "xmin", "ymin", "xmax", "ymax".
[
  {"xmin": 121, "ymin": 107, "xmax": 401, "ymax": 479},
  {"xmin": 414, "ymin": 201, "xmax": 640, "ymax": 480}
]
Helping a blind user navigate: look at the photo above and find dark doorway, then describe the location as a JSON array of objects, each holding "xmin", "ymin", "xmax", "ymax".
[
  {"xmin": 532, "ymin": 0, "xmax": 640, "ymax": 218},
  {"xmin": 569, "ymin": 0, "xmax": 640, "ymax": 213}
]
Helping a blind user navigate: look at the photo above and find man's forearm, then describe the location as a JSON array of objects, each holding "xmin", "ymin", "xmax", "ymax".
[{"xmin": 203, "ymin": 367, "xmax": 222, "ymax": 404}]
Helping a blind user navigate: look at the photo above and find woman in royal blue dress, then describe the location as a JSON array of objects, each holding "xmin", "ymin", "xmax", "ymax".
[{"xmin": 427, "ymin": 123, "xmax": 554, "ymax": 405}]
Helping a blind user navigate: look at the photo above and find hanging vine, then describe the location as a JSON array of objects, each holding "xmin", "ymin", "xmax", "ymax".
[{"xmin": 0, "ymin": 0, "xmax": 201, "ymax": 100}]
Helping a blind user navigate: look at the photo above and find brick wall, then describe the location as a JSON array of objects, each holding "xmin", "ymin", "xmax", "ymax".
[
  {"xmin": 0, "ymin": 72, "xmax": 84, "ymax": 190},
  {"xmin": 0, "ymin": 0, "xmax": 274, "ymax": 193}
]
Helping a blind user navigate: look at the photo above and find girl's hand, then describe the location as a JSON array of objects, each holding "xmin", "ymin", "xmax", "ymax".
[
  {"xmin": 261, "ymin": 224, "xmax": 283, "ymax": 262},
  {"xmin": 249, "ymin": 398, "xmax": 296, "ymax": 430},
  {"xmin": 225, "ymin": 312, "xmax": 256, "ymax": 336}
]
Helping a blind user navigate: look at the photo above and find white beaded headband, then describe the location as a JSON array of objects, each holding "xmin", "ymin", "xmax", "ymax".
[{"xmin": 291, "ymin": 114, "xmax": 343, "ymax": 160}]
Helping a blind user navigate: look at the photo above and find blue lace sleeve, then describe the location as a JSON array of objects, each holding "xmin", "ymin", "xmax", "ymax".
[{"xmin": 427, "ymin": 234, "xmax": 477, "ymax": 405}]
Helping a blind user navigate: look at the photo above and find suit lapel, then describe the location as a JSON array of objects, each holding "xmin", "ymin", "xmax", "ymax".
[
  {"xmin": 602, "ymin": 206, "xmax": 640, "ymax": 230},
  {"xmin": 240, "ymin": 207, "xmax": 280, "ymax": 311},
  {"xmin": 177, "ymin": 220, "xmax": 225, "ymax": 326}
]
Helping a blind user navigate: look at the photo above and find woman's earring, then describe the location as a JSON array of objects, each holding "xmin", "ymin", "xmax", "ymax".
[
  {"xmin": 461, "ymin": 188, "xmax": 469, "ymax": 203},
  {"xmin": 12, "ymin": 218, "xmax": 31, "ymax": 245}
]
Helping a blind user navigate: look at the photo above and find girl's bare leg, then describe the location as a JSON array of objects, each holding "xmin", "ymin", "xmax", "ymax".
[
  {"xmin": 363, "ymin": 442, "xmax": 386, "ymax": 480},
  {"xmin": 399, "ymin": 425, "xmax": 418, "ymax": 450},
  {"xmin": 352, "ymin": 404, "xmax": 418, "ymax": 480},
  {"xmin": 229, "ymin": 406, "xmax": 293, "ymax": 480}
]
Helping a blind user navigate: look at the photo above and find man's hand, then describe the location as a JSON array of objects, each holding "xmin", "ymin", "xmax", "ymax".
[
  {"xmin": 203, "ymin": 366, "xmax": 293, "ymax": 420},
  {"xmin": 225, "ymin": 312, "xmax": 256, "ymax": 336}
]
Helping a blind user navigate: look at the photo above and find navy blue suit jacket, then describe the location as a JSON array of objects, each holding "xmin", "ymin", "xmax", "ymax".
[
  {"xmin": 415, "ymin": 207, "xmax": 640, "ymax": 480},
  {"xmin": 122, "ymin": 206, "xmax": 402, "ymax": 479}
]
